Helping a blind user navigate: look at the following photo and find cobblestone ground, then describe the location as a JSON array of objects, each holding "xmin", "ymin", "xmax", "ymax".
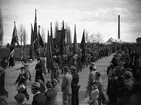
[{"xmin": 5, "ymin": 54, "xmax": 114, "ymax": 105}]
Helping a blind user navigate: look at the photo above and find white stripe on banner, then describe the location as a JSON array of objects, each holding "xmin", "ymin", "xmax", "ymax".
[{"xmin": 0, "ymin": 49, "xmax": 15, "ymax": 76}]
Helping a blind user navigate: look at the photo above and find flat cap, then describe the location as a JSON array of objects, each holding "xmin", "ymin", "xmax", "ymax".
[
  {"xmin": 124, "ymin": 71, "xmax": 132, "ymax": 77},
  {"xmin": 20, "ymin": 66, "xmax": 25, "ymax": 70},
  {"xmin": 96, "ymin": 71, "xmax": 101, "ymax": 77},
  {"xmin": 31, "ymin": 82, "xmax": 40, "ymax": 89},
  {"xmin": 70, "ymin": 66, "xmax": 77, "ymax": 71},
  {"xmin": 52, "ymin": 79, "xmax": 58, "ymax": 84}
]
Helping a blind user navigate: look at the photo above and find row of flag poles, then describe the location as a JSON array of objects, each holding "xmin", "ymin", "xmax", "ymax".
[{"xmin": 7, "ymin": 9, "xmax": 86, "ymax": 70}]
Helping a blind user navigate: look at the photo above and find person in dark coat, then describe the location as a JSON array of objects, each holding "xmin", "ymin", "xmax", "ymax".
[
  {"xmin": 71, "ymin": 66, "xmax": 80, "ymax": 105},
  {"xmin": 0, "ymin": 56, "xmax": 8, "ymax": 97},
  {"xmin": 14, "ymin": 93, "xmax": 27, "ymax": 105},
  {"xmin": 14, "ymin": 67, "xmax": 29, "ymax": 100},
  {"xmin": 0, "ymin": 96, "xmax": 8, "ymax": 105},
  {"xmin": 107, "ymin": 73, "xmax": 118, "ymax": 105},
  {"xmin": 15, "ymin": 67, "xmax": 28, "ymax": 87},
  {"xmin": 35, "ymin": 58, "xmax": 44, "ymax": 82},
  {"xmin": 9, "ymin": 56, "xmax": 15, "ymax": 67},
  {"xmin": 37, "ymin": 79, "xmax": 46, "ymax": 94},
  {"xmin": 22, "ymin": 61, "xmax": 31, "ymax": 82},
  {"xmin": 44, "ymin": 81, "xmax": 58, "ymax": 105},
  {"xmin": 31, "ymin": 82, "xmax": 47, "ymax": 105}
]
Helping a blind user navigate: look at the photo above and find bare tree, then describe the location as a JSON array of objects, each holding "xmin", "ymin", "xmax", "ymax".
[
  {"xmin": 95, "ymin": 32, "xmax": 103, "ymax": 43},
  {"xmin": 86, "ymin": 33, "xmax": 96, "ymax": 43},
  {"xmin": 18, "ymin": 24, "xmax": 28, "ymax": 58},
  {"xmin": 18, "ymin": 24, "xmax": 28, "ymax": 47},
  {"xmin": 18, "ymin": 24, "xmax": 24, "ymax": 47},
  {"xmin": 66, "ymin": 25, "xmax": 72, "ymax": 45},
  {"xmin": 85, "ymin": 31, "xmax": 90, "ymax": 43},
  {"xmin": 85, "ymin": 32, "xmax": 103, "ymax": 43},
  {"xmin": 41, "ymin": 27, "xmax": 46, "ymax": 43},
  {"xmin": 54, "ymin": 21, "xmax": 59, "ymax": 38},
  {"xmin": 23, "ymin": 28, "xmax": 28, "ymax": 47}
]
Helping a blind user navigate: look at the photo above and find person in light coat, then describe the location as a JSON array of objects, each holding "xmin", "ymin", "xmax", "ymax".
[
  {"xmin": 88, "ymin": 82, "xmax": 99, "ymax": 105},
  {"xmin": 61, "ymin": 66, "xmax": 72, "ymax": 105}
]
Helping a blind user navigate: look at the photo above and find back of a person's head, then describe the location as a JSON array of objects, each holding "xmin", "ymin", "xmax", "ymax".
[
  {"xmin": 52, "ymin": 79, "xmax": 58, "ymax": 86},
  {"xmin": 46, "ymin": 81, "xmax": 53, "ymax": 89},
  {"xmin": 37, "ymin": 58, "xmax": 40, "ymax": 61},
  {"xmin": 124, "ymin": 71, "xmax": 132, "ymax": 79},
  {"xmin": 96, "ymin": 71, "xmax": 101, "ymax": 77},
  {"xmin": 64, "ymin": 66, "xmax": 69, "ymax": 73},
  {"xmin": 14, "ymin": 93, "xmax": 25, "ymax": 104},
  {"xmin": 37, "ymin": 78, "xmax": 43, "ymax": 83},
  {"xmin": 0, "ymin": 97, "xmax": 8, "ymax": 105}
]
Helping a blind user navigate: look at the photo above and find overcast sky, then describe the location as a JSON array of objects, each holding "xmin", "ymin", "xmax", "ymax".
[{"xmin": 0, "ymin": 0, "xmax": 141, "ymax": 44}]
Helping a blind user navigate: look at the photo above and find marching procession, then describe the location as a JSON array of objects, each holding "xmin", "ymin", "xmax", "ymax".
[{"xmin": 0, "ymin": 5, "xmax": 141, "ymax": 105}]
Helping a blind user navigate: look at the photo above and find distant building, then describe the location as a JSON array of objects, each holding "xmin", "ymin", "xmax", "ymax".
[
  {"xmin": 106, "ymin": 37, "xmax": 124, "ymax": 44},
  {"xmin": 136, "ymin": 37, "xmax": 141, "ymax": 44}
]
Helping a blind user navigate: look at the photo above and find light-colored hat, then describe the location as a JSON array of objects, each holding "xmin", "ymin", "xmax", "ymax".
[
  {"xmin": 31, "ymin": 82, "xmax": 40, "ymax": 89},
  {"xmin": 18, "ymin": 84, "xmax": 26, "ymax": 92},
  {"xmin": 91, "ymin": 62, "xmax": 95, "ymax": 66},
  {"xmin": 90, "ymin": 65, "xmax": 96, "ymax": 70}
]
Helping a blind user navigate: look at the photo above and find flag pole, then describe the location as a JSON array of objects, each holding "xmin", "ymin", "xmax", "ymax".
[{"xmin": 0, "ymin": 21, "xmax": 17, "ymax": 76}]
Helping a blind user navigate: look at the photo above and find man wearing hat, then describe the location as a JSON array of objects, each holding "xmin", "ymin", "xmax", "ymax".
[
  {"xmin": 117, "ymin": 71, "xmax": 134, "ymax": 105},
  {"xmin": 71, "ymin": 66, "xmax": 80, "ymax": 105},
  {"xmin": 61, "ymin": 66, "xmax": 72, "ymax": 105},
  {"xmin": 31, "ymin": 82, "xmax": 47, "ymax": 105},
  {"xmin": 14, "ymin": 93, "xmax": 26, "ymax": 105},
  {"xmin": 22, "ymin": 60, "xmax": 31, "ymax": 82},
  {"xmin": 0, "ymin": 96, "xmax": 8, "ymax": 105},
  {"xmin": 0, "ymin": 56, "xmax": 8, "ymax": 97},
  {"xmin": 0, "ymin": 66, "xmax": 8, "ymax": 97},
  {"xmin": 35, "ymin": 58, "xmax": 44, "ymax": 82},
  {"xmin": 124, "ymin": 71, "xmax": 134, "ymax": 91}
]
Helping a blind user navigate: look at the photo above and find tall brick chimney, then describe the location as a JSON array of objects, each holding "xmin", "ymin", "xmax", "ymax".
[{"xmin": 118, "ymin": 15, "xmax": 120, "ymax": 39}]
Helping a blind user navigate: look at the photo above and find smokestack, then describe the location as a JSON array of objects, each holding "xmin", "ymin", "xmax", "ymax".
[{"xmin": 118, "ymin": 15, "xmax": 120, "ymax": 39}]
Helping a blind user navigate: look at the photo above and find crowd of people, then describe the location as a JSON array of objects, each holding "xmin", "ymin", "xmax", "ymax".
[
  {"xmin": 13, "ymin": 64, "xmax": 80, "ymax": 105},
  {"xmin": 106, "ymin": 43, "xmax": 141, "ymax": 105},
  {"xmin": 0, "ymin": 43, "xmax": 140, "ymax": 105}
]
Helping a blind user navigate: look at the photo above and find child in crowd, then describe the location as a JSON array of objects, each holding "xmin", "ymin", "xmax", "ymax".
[
  {"xmin": 88, "ymin": 82, "xmax": 99, "ymax": 105},
  {"xmin": 14, "ymin": 67, "xmax": 29, "ymax": 101}
]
